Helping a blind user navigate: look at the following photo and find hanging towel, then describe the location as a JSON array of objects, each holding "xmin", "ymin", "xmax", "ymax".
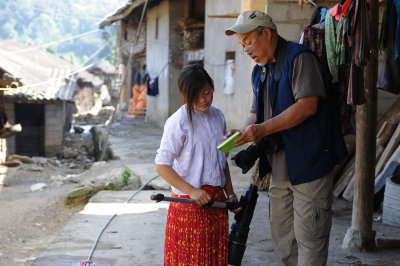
[{"xmin": 325, "ymin": 8, "xmax": 339, "ymax": 83}]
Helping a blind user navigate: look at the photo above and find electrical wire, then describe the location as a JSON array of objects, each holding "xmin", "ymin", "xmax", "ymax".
[
  {"xmin": 84, "ymin": 174, "xmax": 160, "ymax": 265},
  {"xmin": 32, "ymin": 5, "xmax": 105, "ymax": 21},
  {"xmin": 81, "ymin": 3, "xmax": 151, "ymax": 264},
  {"xmin": 10, "ymin": 29, "xmax": 101, "ymax": 54}
]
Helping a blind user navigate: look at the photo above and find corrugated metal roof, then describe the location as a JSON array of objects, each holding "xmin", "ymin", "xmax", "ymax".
[{"xmin": 0, "ymin": 40, "xmax": 78, "ymax": 101}]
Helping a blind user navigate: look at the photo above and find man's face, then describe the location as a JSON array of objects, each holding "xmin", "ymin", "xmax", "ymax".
[{"xmin": 236, "ymin": 28, "xmax": 275, "ymax": 65}]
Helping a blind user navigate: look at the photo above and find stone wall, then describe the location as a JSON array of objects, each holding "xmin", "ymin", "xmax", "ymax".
[{"xmin": 44, "ymin": 102, "xmax": 66, "ymax": 156}]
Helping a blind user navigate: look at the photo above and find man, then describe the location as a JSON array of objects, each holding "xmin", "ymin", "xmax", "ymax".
[{"xmin": 225, "ymin": 10, "xmax": 348, "ymax": 266}]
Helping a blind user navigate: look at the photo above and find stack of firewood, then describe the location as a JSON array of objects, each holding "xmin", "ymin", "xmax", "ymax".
[
  {"xmin": 178, "ymin": 17, "xmax": 204, "ymax": 50},
  {"xmin": 333, "ymin": 96, "xmax": 400, "ymax": 201}
]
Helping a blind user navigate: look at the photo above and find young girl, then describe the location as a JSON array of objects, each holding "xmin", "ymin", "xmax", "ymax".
[{"xmin": 155, "ymin": 64, "xmax": 237, "ymax": 265}]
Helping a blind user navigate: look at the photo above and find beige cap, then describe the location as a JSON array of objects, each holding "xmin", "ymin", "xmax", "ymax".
[{"xmin": 225, "ymin": 10, "xmax": 277, "ymax": 36}]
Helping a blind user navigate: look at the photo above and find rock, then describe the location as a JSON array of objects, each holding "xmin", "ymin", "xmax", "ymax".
[
  {"xmin": 0, "ymin": 174, "xmax": 5, "ymax": 187},
  {"xmin": 2, "ymin": 160, "xmax": 21, "ymax": 167},
  {"xmin": 73, "ymin": 126, "xmax": 84, "ymax": 134},
  {"xmin": 31, "ymin": 183, "xmax": 47, "ymax": 192},
  {"xmin": 149, "ymin": 178, "xmax": 170, "ymax": 190},
  {"xmin": 65, "ymin": 187, "xmax": 94, "ymax": 206},
  {"xmin": 61, "ymin": 147, "xmax": 78, "ymax": 159},
  {"xmin": 24, "ymin": 166, "xmax": 44, "ymax": 172},
  {"xmin": 91, "ymin": 126, "xmax": 116, "ymax": 161},
  {"xmin": 7, "ymin": 155, "xmax": 34, "ymax": 164}
]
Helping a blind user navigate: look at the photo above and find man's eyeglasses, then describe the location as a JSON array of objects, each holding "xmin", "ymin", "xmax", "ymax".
[{"xmin": 240, "ymin": 30, "xmax": 263, "ymax": 55}]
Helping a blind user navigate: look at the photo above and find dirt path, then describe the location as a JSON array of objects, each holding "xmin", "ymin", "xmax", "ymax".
[{"xmin": 0, "ymin": 164, "xmax": 84, "ymax": 265}]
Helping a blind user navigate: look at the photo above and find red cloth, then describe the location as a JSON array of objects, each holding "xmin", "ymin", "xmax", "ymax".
[{"xmin": 164, "ymin": 186, "xmax": 228, "ymax": 265}]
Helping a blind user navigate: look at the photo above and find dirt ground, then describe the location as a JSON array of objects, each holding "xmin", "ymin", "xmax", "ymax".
[
  {"xmin": 0, "ymin": 163, "xmax": 84, "ymax": 265},
  {"xmin": 1, "ymin": 117, "xmax": 400, "ymax": 266}
]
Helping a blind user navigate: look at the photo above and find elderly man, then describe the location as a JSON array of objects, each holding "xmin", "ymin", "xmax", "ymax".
[{"xmin": 225, "ymin": 10, "xmax": 347, "ymax": 266}]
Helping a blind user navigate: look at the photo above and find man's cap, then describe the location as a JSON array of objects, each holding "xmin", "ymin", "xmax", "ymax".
[{"xmin": 225, "ymin": 10, "xmax": 277, "ymax": 36}]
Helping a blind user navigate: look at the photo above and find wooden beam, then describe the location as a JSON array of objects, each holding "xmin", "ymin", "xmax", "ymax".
[
  {"xmin": 343, "ymin": 0, "xmax": 379, "ymax": 251},
  {"xmin": 207, "ymin": 14, "xmax": 239, "ymax": 18}
]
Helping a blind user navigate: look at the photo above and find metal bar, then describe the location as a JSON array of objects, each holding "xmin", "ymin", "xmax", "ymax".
[{"xmin": 150, "ymin": 193, "xmax": 243, "ymax": 210}]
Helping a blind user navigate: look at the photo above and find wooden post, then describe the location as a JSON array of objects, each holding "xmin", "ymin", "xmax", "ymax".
[{"xmin": 342, "ymin": 0, "xmax": 378, "ymax": 251}]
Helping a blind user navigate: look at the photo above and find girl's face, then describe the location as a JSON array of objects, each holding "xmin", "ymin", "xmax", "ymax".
[{"xmin": 193, "ymin": 83, "xmax": 213, "ymax": 112}]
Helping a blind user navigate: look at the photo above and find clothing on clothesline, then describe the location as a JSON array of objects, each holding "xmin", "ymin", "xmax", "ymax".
[
  {"xmin": 377, "ymin": 0, "xmax": 400, "ymax": 94},
  {"xmin": 302, "ymin": 14, "xmax": 356, "ymax": 135},
  {"xmin": 310, "ymin": 6, "xmax": 328, "ymax": 25},
  {"xmin": 350, "ymin": 0, "xmax": 370, "ymax": 66},
  {"xmin": 147, "ymin": 77, "xmax": 159, "ymax": 96}
]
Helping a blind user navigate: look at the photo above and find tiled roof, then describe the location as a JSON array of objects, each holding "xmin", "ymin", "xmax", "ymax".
[{"xmin": 0, "ymin": 40, "xmax": 78, "ymax": 101}]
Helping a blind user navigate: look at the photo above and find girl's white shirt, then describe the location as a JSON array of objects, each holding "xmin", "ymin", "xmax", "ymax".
[{"xmin": 155, "ymin": 104, "xmax": 228, "ymax": 195}]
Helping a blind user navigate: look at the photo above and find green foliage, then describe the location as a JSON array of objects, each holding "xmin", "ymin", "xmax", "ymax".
[
  {"xmin": 121, "ymin": 167, "xmax": 132, "ymax": 187},
  {"xmin": 0, "ymin": 0, "xmax": 126, "ymax": 66}
]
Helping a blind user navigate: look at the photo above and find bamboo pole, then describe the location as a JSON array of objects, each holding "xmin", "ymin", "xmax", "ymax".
[{"xmin": 342, "ymin": 0, "xmax": 378, "ymax": 251}]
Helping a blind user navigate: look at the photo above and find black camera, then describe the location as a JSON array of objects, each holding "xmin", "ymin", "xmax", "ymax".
[
  {"xmin": 228, "ymin": 184, "xmax": 258, "ymax": 265},
  {"xmin": 231, "ymin": 133, "xmax": 284, "ymax": 174}
]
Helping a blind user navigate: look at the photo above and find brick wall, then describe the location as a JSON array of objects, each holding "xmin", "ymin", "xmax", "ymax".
[
  {"xmin": 5, "ymin": 102, "xmax": 15, "ymax": 155},
  {"xmin": 266, "ymin": 0, "xmax": 338, "ymax": 41},
  {"xmin": 44, "ymin": 102, "xmax": 65, "ymax": 157}
]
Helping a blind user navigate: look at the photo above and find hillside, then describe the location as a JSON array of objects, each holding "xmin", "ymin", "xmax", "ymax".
[{"xmin": 0, "ymin": 0, "xmax": 127, "ymax": 66}]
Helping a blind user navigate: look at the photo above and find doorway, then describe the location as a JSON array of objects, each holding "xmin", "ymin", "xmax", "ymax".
[{"xmin": 15, "ymin": 103, "xmax": 45, "ymax": 156}]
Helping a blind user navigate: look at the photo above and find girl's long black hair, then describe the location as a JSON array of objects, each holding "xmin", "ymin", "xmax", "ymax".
[{"xmin": 177, "ymin": 64, "xmax": 214, "ymax": 121}]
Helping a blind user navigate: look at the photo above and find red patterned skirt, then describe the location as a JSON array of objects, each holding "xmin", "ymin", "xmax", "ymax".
[{"xmin": 164, "ymin": 185, "xmax": 228, "ymax": 266}]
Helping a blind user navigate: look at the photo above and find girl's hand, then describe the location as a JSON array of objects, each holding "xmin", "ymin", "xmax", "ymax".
[
  {"xmin": 222, "ymin": 129, "xmax": 239, "ymax": 140},
  {"xmin": 189, "ymin": 188, "xmax": 212, "ymax": 206},
  {"xmin": 226, "ymin": 193, "xmax": 242, "ymax": 214}
]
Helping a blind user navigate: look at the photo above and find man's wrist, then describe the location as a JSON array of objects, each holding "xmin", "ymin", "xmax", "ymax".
[{"xmin": 227, "ymin": 193, "xmax": 237, "ymax": 199}]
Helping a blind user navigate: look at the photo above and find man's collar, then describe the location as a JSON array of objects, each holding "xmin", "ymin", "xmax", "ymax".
[{"xmin": 273, "ymin": 36, "xmax": 285, "ymax": 62}]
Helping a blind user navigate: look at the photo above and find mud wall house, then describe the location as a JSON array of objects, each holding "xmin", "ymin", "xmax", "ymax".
[
  {"xmin": 100, "ymin": 0, "xmax": 206, "ymax": 126},
  {"xmin": 100, "ymin": 1, "xmax": 149, "ymax": 108},
  {"xmin": 74, "ymin": 71, "xmax": 104, "ymax": 113},
  {"xmin": 88, "ymin": 63, "xmax": 117, "ymax": 105},
  {"xmin": 0, "ymin": 40, "xmax": 77, "ymax": 157}
]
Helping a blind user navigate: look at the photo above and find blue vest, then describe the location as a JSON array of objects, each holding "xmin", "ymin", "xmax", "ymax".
[{"xmin": 252, "ymin": 38, "xmax": 348, "ymax": 185}]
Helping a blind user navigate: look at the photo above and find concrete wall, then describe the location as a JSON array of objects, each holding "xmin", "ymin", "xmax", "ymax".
[
  {"xmin": 146, "ymin": 0, "xmax": 185, "ymax": 127},
  {"xmin": 204, "ymin": 0, "xmax": 251, "ymax": 130}
]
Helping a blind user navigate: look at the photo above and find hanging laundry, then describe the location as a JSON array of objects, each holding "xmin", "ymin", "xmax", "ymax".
[
  {"xmin": 126, "ymin": 65, "xmax": 149, "ymax": 118},
  {"xmin": 147, "ymin": 77, "xmax": 159, "ymax": 96},
  {"xmin": 395, "ymin": 0, "xmax": 400, "ymax": 60},
  {"xmin": 223, "ymin": 59, "xmax": 235, "ymax": 95},
  {"xmin": 350, "ymin": 0, "xmax": 370, "ymax": 66},
  {"xmin": 325, "ymin": 7, "xmax": 340, "ymax": 83},
  {"xmin": 377, "ymin": 0, "xmax": 400, "ymax": 94},
  {"xmin": 310, "ymin": 6, "xmax": 328, "ymax": 25},
  {"xmin": 304, "ymin": 5, "xmax": 356, "ymax": 134}
]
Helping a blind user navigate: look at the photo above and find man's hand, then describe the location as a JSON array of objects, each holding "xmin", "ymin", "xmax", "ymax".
[
  {"xmin": 235, "ymin": 124, "xmax": 267, "ymax": 146},
  {"xmin": 226, "ymin": 194, "xmax": 241, "ymax": 214}
]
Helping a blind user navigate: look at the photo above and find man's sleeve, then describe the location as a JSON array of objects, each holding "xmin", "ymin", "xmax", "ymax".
[
  {"xmin": 250, "ymin": 93, "xmax": 257, "ymax": 113},
  {"xmin": 292, "ymin": 52, "xmax": 326, "ymax": 100}
]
